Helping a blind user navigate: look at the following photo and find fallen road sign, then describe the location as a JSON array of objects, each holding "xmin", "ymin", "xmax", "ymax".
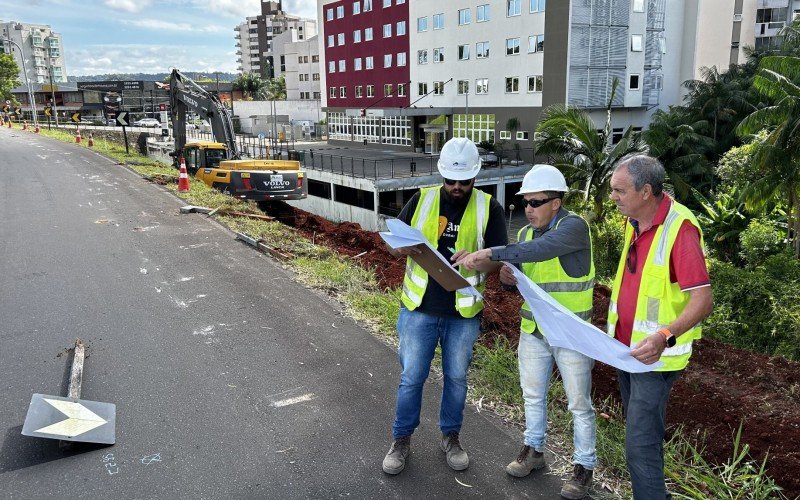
[{"xmin": 22, "ymin": 394, "xmax": 116, "ymax": 444}]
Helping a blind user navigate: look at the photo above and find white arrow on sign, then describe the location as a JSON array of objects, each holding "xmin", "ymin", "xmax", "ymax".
[
  {"xmin": 35, "ymin": 398, "xmax": 107, "ymax": 437},
  {"xmin": 116, "ymin": 111, "xmax": 129, "ymax": 127}
]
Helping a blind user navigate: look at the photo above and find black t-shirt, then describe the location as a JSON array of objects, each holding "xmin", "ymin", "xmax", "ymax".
[{"xmin": 397, "ymin": 187, "xmax": 508, "ymax": 316}]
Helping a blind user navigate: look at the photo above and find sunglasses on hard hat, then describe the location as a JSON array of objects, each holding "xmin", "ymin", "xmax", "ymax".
[
  {"xmin": 444, "ymin": 178, "xmax": 474, "ymax": 186},
  {"xmin": 520, "ymin": 197, "xmax": 557, "ymax": 209}
]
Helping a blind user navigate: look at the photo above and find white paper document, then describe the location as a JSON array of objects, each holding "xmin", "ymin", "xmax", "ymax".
[
  {"xmin": 380, "ymin": 219, "xmax": 482, "ymax": 299},
  {"xmin": 507, "ymin": 264, "xmax": 662, "ymax": 373}
]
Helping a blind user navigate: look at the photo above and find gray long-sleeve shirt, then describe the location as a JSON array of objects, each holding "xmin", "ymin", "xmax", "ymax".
[{"xmin": 489, "ymin": 208, "xmax": 592, "ymax": 278}]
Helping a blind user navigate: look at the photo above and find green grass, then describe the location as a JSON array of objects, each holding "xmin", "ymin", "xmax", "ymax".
[{"xmin": 33, "ymin": 127, "xmax": 787, "ymax": 499}]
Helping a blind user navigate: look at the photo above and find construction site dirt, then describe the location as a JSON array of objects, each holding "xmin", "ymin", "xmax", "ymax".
[{"xmin": 271, "ymin": 203, "xmax": 800, "ymax": 497}]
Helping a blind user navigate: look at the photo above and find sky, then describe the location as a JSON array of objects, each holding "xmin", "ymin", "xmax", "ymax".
[{"xmin": 0, "ymin": 0, "xmax": 317, "ymax": 76}]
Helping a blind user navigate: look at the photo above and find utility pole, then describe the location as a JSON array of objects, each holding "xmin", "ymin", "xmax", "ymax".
[
  {"xmin": 5, "ymin": 32, "xmax": 38, "ymax": 130},
  {"xmin": 48, "ymin": 66, "xmax": 59, "ymax": 126}
]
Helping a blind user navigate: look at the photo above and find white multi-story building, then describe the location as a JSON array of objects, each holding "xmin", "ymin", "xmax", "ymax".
[
  {"xmin": 1, "ymin": 21, "xmax": 68, "ymax": 85},
  {"xmin": 273, "ymin": 31, "xmax": 321, "ymax": 101}
]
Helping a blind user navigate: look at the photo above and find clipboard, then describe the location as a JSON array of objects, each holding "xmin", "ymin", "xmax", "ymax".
[{"xmin": 408, "ymin": 244, "xmax": 471, "ymax": 292}]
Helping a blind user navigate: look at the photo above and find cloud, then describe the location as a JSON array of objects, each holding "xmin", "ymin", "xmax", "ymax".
[
  {"xmin": 186, "ymin": 0, "xmax": 261, "ymax": 18},
  {"xmin": 103, "ymin": 0, "xmax": 153, "ymax": 13},
  {"xmin": 124, "ymin": 19, "xmax": 226, "ymax": 33},
  {"xmin": 279, "ymin": 0, "xmax": 317, "ymax": 19},
  {"xmin": 66, "ymin": 44, "xmax": 238, "ymax": 75}
]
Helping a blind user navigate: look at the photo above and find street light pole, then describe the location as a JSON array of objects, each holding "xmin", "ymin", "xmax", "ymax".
[
  {"xmin": 4, "ymin": 36, "xmax": 38, "ymax": 129},
  {"xmin": 48, "ymin": 65, "xmax": 59, "ymax": 126}
]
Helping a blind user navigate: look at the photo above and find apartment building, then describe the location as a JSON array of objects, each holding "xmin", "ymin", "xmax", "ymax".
[
  {"xmin": 235, "ymin": 1, "xmax": 317, "ymax": 78},
  {"xmin": 1, "ymin": 21, "xmax": 68, "ymax": 85},
  {"xmin": 272, "ymin": 31, "xmax": 322, "ymax": 101}
]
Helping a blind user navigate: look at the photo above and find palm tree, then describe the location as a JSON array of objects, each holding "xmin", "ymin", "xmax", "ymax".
[
  {"xmin": 232, "ymin": 72, "xmax": 268, "ymax": 100},
  {"xmin": 736, "ymin": 49, "xmax": 800, "ymax": 257},
  {"xmin": 259, "ymin": 75, "xmax": 287, "ymax": 101},
  {"xmin": 535, "ymin": 80, "xmax": 648, "ymax": 221}
]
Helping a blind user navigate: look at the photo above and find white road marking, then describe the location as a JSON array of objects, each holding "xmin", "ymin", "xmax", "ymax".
[{"xmin": 271, "ymin": 393, "xmax": 316, "ymax": 408}]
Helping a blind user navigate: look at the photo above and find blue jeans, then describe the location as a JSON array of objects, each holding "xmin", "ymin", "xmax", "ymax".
[
  {"xmin": 618, "ymin": 369, "xmax": 682, "ymax": 500},
  {"xmin": 392, "ymin": 308, "xmax": 481, "ymax": 439},
  {"xmin": 518, "ymin": 332, "xmax": 597, "ymax": 469}
]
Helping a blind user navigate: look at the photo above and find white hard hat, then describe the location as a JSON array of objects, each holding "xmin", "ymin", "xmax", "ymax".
[
  {"xmin": 437, "ymin": 137, "xmax": 482, "ymax": 180},
  {"xmin": 517, "ymin": 164, "xmax": 568, "ymax": 195}
]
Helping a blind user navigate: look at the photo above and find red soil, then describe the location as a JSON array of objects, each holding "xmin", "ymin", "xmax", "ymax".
[{"xmin": 274, "ymin": 204, "xmax": 800, "ymax": 497}]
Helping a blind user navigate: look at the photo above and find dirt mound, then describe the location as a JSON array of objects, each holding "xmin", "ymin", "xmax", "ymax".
[{"xmin": 273, "ymin": 202, "xmax": 800, "ymax": 496}]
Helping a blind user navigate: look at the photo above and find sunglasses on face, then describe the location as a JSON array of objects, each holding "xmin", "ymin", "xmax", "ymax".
[
  {"xmin": 444, "ymin": 178, "xmax": 474, "ymax": 186},
  {"xmin": 520, "ymin": 197, "xmax": 557, "ymax": 209}
]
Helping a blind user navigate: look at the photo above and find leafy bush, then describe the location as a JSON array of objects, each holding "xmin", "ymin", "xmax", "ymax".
[
  {"xmin": 705, "ymin": 258, "xmax": 800, "ymax": 360},
  {"xmin": 739, "ymin": 218, "xmax": 785, "ymax": 267},
  {"xmin": 590, "ymin": 208, "xmax": 625, "ymax": 282}
]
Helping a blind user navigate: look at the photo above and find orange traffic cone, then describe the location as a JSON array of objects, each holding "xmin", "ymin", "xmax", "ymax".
[
  {"xmin": 87, "ymin": 132, "xmax": 94, "ymax": 147},
  {"xmin": 178, "ymin": 157, "xmax": 191, "ymax": 192},
  {"xmin": 34, "ymin": 125, "xmax": 40, "ymax": 133},
  {"xmin": 75, "ymin": 129, "xmax": 81, "ymax": 143},
  {"xmin": 0, "ymin": 117, "xmax": 4, "ymax": 126},
  {"xmin": 22, "ymin": 120, "xmax": 27, "ymax": 130}
]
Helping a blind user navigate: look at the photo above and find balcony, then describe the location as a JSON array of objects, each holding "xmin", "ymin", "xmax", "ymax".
[
  {"xmin": 755, "ymin": 21, "xmax": 786, "ymax": 37},
  {"xmin": 47, "ymin": 37, "xmax": 60, "ymax": 48}
]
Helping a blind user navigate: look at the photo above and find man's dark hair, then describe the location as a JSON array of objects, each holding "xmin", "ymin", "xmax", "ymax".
[
  {"xmin": 542, "ymin": 190, "xmax": 564, "ymax": 200},
  {"xmin": 615, "ymin": 154, "xmax": 665, "ymax": 196}
]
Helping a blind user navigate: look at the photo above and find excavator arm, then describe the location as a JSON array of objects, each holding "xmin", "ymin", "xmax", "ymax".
[{"xmin": 169, "ymin": 68, "xmax": 240, "ymax": 161}]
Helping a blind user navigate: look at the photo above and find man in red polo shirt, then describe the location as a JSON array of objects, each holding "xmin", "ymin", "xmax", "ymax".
[{"xmin": 607, "ymin": 154, "xmax": 713, "ymax": 499}]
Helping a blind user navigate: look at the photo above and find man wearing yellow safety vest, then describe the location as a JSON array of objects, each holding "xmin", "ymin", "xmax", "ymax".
[
  {"xmin": 458, "ymin": 164, "xmax": 597, "ymax": 499},
  {"xmin": 381, "ymin": 137, "xmax": 508, "ymax": 475},
  {"xmin": 608, "ymin": 155, "xmax": 713, "ymax": 499}
]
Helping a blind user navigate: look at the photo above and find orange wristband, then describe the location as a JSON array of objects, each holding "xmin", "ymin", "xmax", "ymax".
[{"xmin": 657, "ymin": 328, "xmax": 672, "ymax": 339}]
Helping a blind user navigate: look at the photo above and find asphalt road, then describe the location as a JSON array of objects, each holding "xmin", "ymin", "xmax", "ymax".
[{"xmin": 0, "ymin": 128, "xmax": 564, "ymax": 499}]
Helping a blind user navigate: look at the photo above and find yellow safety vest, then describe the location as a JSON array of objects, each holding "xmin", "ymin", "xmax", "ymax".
[
  {"xmin": 607, "ymin": 199, "xmax": 706, "ymax": 371},
  {"xmin": 519, "ymin": 214, "xmax": 596, "ymax": 334},
  {"xmin": 401, "ymin": 186, "xmax": 491, "ymax": 318}
]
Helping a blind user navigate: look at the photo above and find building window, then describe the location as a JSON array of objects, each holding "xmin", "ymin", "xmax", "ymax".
[
  {"xmin": 453, "ymin": 113, "xmax": 496, "ymax": 144},
  {"xmin": 339, "ymin": 59, "xmax": 346, "ymax": 72},
  {"xmin": 397, "ymin": 52, "xmax": 407, "ymax": 66},
  {"xmin": 499, "ymin": 130, "xmax": 511, "ymax": 140},
  {"xmin": 329, "ymin": 87, "xmax": 336, "ymax": 98},
  {"xmin": 459, "ymin": 8, "xmax": 471, "ymax": 25},
  {"xmin": 337, "ymin": 5, "xmax": 344, "ymax": 18},
  {"xmin": 433, "ymin": 47, "xmax": 444, "ymax": 62},
  {"xmin": 629, "ymin": 74, "xmax": 641, "ymax": 90},
  {"xmin": 458, "ymin": 44, "xmax": 470, "ymax": 60},
  {"xmin": 328, "ymin": 61, "xmax": 335, "ymax": 72},
  {"xmin": 327, "ymin": 35, "xmax": 334, "ymax": 47},
  {"xmin": 313, "ymin": 91, "xmax": 321, "ymax": 99},
  {"xmin": 353, "ymin": 1, "xmax": 361, "ymax": 14},
  {"xmin": 505, "ymin": 76, "xmax": 519, "ymax": 93},
  {"xmin": 364, "ymin": 0, "xmax": 372, "ymax": 11},
  {"xmin": 355, "ymin": 57, "xmax": 362, "ymax": 70},
  {"xmin": 477, "ymin": 4, "xmax": 490, "ymax": 22},
  {"xmin": 631, "ymin": 34, "xmax": 643, "ymax": 52},
  {"xmin": 528, "ymin": 34, "xmax": 544, "ymax": 52},
  {"xmin": 434, "ymin": 81, "xmax": 445, "ymax": 95},
  {"xmin": 476, "ymin": 78, "xmax": 489, "ymax": 94},
  {"xmin": 298, "ymin": 56, "xmax": 303, "ymax": 64},
  {"xmin": 313, "ymin": 73, "xmax": 320, "ymax": 80},
  {"xmin": 312, "ymin": 55, "xmax": 319, "ymax": 62},
  {"xmin": 384, "ymin": 54, "xmax": 393, "ymax": 67},
  {"xmin": 476, "ymin": 41, "xmax": 490, "ymax": 58},
  {"xmin": 418, "ymin": 49, "xmax": 428, "ymax": 64},
  {"xmin": 338, "ymin": 33, "xmax": 345, "ymax": 45},
  {"xmin": 433, "ymin": 13, "xmax": 444, "ymax": 29},
  {"xmin": 354, "ymin": 30, "xmax": 361, "ymax": 42},
  {"xmin": 527, "ymin": 75, "xmax": 543, "ymax": 92},
  {"xmin": 367, "ymin": 85, "xmax": 375, "ymax": 97},
  {"xmin": 366, "ymin": 56, "xmax": 374, "ymax": 69},
  {"xmin": 355, "ymin": 86, "xmax": 363, "ymax": 98},
  {"xmin": 530, "ymin": 0, "xmax": 545, "ymax": 13},
  {"xmin": 365, "ymin": 27, "xmax": 373, "ymax": 40},
  {"xmin": 418, "ymin": 82, "xmax": 428, "ymax": 95},
  {"xmin": 384, "ymin": 84, "xmax": 393, "ymax": 96},
  {"xmin": 457, "ymin": 80, "xmax": 469, "ymax": 95},
  {"xmin": 506, "ymin": 38, "xmax": 520, "ymax": 55},
  {"xmin": 418, "ymin": 16, "xmax": 428, "ymax": 32},
  {"xmin": 397, "ymin": 21, "xmax": 406, "ymax": 35},
  {"xmin": 383, "ymin": 24, "xmax": 392, "ymax": 37},
  {"xmin": 516, "ymin": 131, "xmax": 530, "ymax": 140},
  {"xmin": 633, "ymin": 0, "xmax": 644, "ymax": 12},
  {"xmin": 326, "ymin": 8, "xmax": 334, "ymax": 20},
  {"xmin": 398, "ymin": 83, "xmax": 406, "ymax": 96},
  {"xmin": 507, "ymin": 0, "xmax": 521, "ymax": 16}
]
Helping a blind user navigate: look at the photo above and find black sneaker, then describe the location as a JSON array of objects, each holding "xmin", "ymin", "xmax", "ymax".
[
  {"xmin": 440, "ymin": 432, "xmax": 469, "ymax": 470},
  {"xmin": 382, "ymin": 436, "xmax": 411, "ymax": 475},
  {"xmin": 561, "ymin": 464, "xmax": 593, "ymax": 499}
]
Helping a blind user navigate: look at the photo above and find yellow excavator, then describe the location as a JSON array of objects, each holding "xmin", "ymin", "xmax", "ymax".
[{"xmin": 168, "ymin": 69, "xmax": 307, "ymax": 202}]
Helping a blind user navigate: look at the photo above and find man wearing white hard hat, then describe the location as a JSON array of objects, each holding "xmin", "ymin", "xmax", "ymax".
[
  {"xmin": 382, "ymin": 137, "xmax": 507, "ymax": 475},
  {"xmin": 457, "ymin": 164, "xmax": 596, "ymax": 499}
]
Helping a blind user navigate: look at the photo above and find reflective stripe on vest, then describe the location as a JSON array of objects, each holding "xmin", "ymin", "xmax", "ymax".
[
  {"xmin": 518, "ymin": 214, "xmax": 595, "ymax": 335},
  {"xmin": 607, "ymin": 198, "xmax": 705, "ymax": 371},
  {"xmin": 400, "ymin": 186, "xmax": 491, "ymax": 318}
]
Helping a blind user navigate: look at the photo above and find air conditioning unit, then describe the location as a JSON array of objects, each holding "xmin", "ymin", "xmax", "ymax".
[{"xmin": 733, "ymin": 14, "xmax": 743, "ymax": 22}]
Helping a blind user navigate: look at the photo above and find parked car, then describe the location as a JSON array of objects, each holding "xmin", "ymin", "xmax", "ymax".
[
  {"xmin": 133, "ymin": 118, "xmax": 161, "ymax": 128},
  {"xmin": 478, "ymin": 147, "xmax": 499, "ymax": 167}
]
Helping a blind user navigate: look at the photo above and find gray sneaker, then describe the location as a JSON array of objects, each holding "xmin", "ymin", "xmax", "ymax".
[
  {"xmin": 560, "ymin": 464, "xmax": 593, "ymax": 499},
  {"xmin": 382, "ymin": 436, "xmax": 411, "ymax": 475},
  {"xmin": 440, "ymin": 432, "xmax": 469, "ymax": 471},
  {"xmin": 505, "ymin": 445, "xmax": 546, "ymax": 477}
]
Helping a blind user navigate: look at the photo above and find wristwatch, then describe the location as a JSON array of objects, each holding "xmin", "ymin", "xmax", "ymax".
[{"xmin": 658, "ymin": 328, "xmax": 676, "ymax": 347}]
